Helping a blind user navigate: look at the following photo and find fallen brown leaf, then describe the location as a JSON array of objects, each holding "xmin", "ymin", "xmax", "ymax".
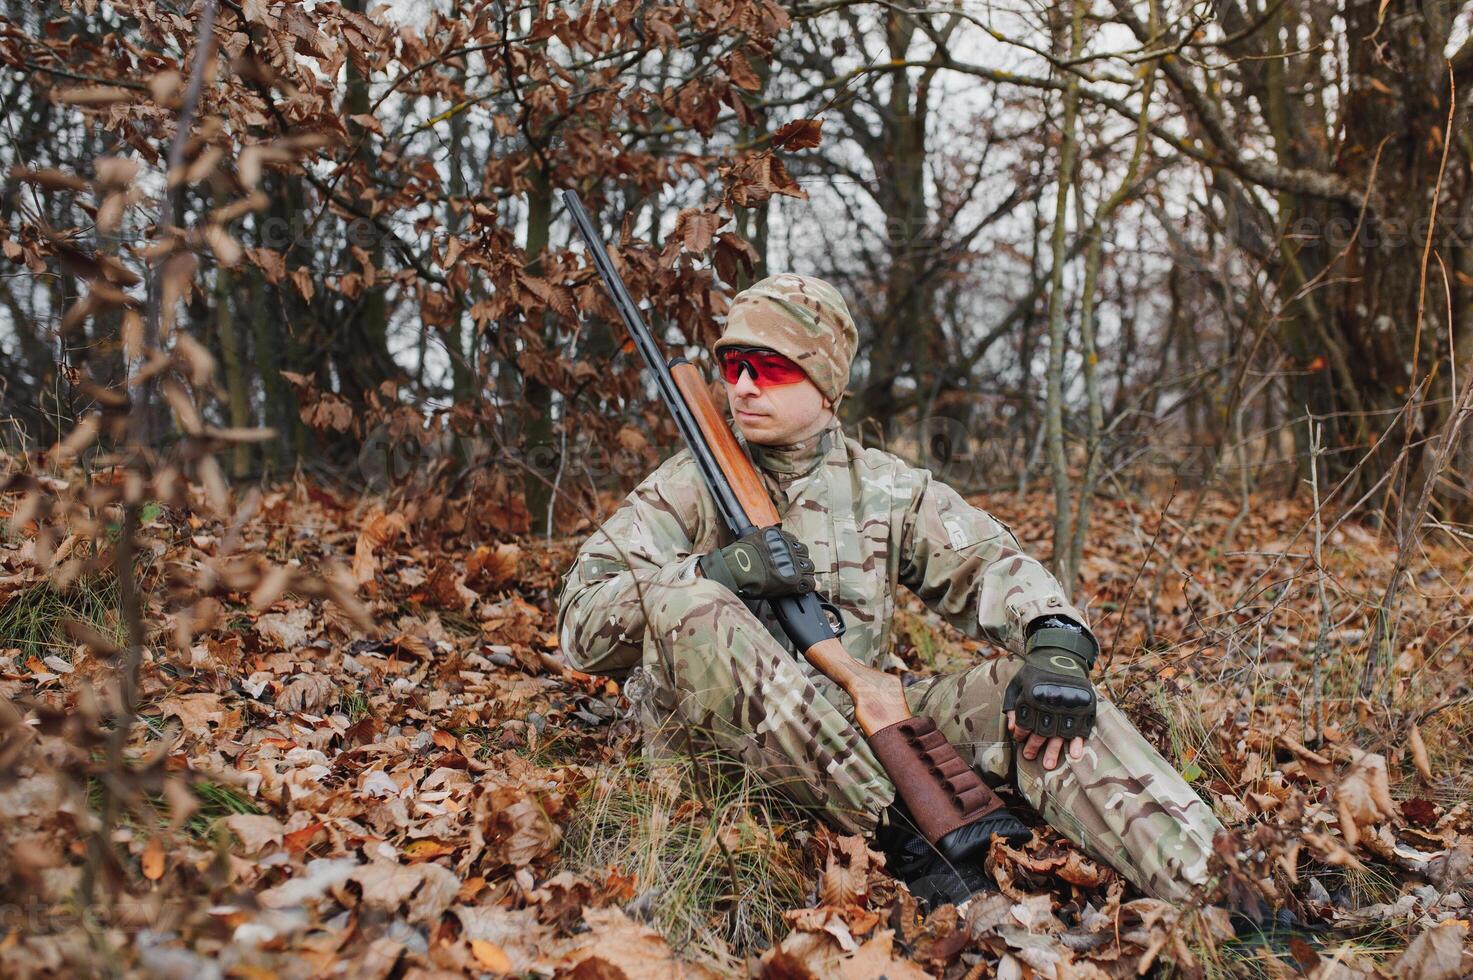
[
  {"xmin": 226, "ymin": 813, "xmax": 285, "ymax": 852},
  {"xmin": 1335, "ymin": 750, "xmax": 1396, "ymax": 847},
  {"xmin": 558, "ymin": 906, "xmax": 722, "ymax": 978},
  {"xmin": 759, "ymin": 927, "xmax": 930, "ymax": 980},
  {"xmin": 141, "ymin": 835, "xmax": 165, "ymax": 880},
  {"xmin": 353, "ymin": 507, "xmax": 408, "ymax": 585},
  {"xmin": 818, "ymin": 833, "xmax": 880, "ymax": 908},
  {"xmin": 335, "ymin": 861, "xmax": 460, "ymax": 924},
  {"xmin": 1392, "ymin": 920, "xmax": 1469, "ymax": 980},
  {"xmin": 1408, "ymin": 722, "xmax": 1433, "ymax": 782},
  {"xmin": 470, "ymin": 939, "xmax": 513, "ymax": 972}
]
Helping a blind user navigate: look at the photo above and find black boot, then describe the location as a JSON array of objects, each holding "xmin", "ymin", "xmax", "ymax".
[{"xmin": 873, "ymin": 799, "xmax": 1030, "ymax": 911}]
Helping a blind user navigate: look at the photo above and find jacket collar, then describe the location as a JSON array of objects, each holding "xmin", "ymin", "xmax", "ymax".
[{"xmin": 744, "ymin": 414, "xmax": 842, "ymax": 480}]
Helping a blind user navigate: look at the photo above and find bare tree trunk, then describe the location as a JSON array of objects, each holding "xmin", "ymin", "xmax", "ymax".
[
  {"xmin": 523, "ymin": 171, "xmax": 556, "ymax": 535},
  {"xmin": 214, "ymin": 266, "xmax": 252, "ymax": 477},
  {"xmin": 1068, "ymin": 5, "xmax": 1159, "ymax": 587},
  {"xmin": 336, "ymin": 0, "xmax": 394, "ymax": 410},
  {"xmin": 248, "ymin": 267, "xmax": 288, "ymax": 479},
  {"xmin": 1045, "ymin": 0, "xmax": 1083, "ymax": 586},
  {"xmin": 1017, "ymin": 196, "xmax": 1046, "ymax": 495},
  {"xmin": 446, "ymin": 62, "xmax": 475, "ymax": 405}
]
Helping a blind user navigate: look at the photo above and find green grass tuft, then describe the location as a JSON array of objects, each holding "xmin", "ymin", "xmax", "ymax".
[
  {"xmin": 560, "ymin": 751, "xmax": 811, "ymax": 971},
  {"xmin": 87, "ymin": 775, "xmax": 263, "ymax": 840},
  {"xmin": 338, "ymin": 690, "xmax": 372, "ymax": 722},
  {"xmin": 1149, "ymin": 686, "xmax": 1231, "ymax": 805},
  {"xmin": 187, "ymin": 781, "xmax": 262, "ymax": 837},
  {"xmin": 0, "ymin": 576, "xmax": 124, "ymax": 662}
]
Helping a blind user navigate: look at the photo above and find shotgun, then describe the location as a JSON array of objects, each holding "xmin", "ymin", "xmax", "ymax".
[{"xmin": 561, "ymin": 189, "xmax": 1011, "ymax": 863}]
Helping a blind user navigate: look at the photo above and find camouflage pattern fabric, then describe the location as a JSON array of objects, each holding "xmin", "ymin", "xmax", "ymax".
[
  {"xmin": 715, "ymin": 274, "xmax": 858, "ymax": 403},
  {"xmin": 909, "ymin": 661, "xmax": 1221, "ymax": 902},
  {"xmin": 557, "ymin": 416, "xmax": 1223, "ymax": 902}
]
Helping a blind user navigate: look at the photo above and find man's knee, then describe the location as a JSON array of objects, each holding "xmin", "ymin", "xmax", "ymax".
[
  {"xmin": 643, "ymin": 576, "xmax": 748, "ymax": 635},
  {"xmin": 912, "ymin": 655, "xmax": 1020, "ymax": 774},
  {"xmin": 641, "ymin": 577, "xmax": 775, "ymax": 703}
]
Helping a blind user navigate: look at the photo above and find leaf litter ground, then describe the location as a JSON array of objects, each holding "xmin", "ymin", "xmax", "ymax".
[{"xmin": 1, "ymin": 478, "xmax": 1470, "ymax": 977}]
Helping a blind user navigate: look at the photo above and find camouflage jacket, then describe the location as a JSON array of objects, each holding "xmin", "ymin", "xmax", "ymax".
[{"xmin": 556, "ymin": 416, "xmax": 1087, "ymax": 676}]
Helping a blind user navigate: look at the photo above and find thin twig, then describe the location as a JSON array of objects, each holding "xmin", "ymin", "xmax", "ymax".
[{"xmin": 1307, "ymin": 414, "xmax": 1328, "ymax": 741}]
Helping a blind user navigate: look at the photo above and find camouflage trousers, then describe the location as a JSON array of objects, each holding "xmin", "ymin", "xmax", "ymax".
[{"xmin": 625, "ymin": 577, "xmax": 1224, "ymax": 903}]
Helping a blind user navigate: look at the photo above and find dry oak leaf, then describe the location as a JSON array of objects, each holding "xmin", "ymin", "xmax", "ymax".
[
  {"xmin": 1054, "ymin": 850, "xmax": 1116, "ymax": 889},
  {"xmin": 479, "ymin": 786, "xmax": 561, "ymax": 868},
  {"xmin": 426, "ymin": 561, "xmax": 477, "ymax": 612},
  {"xmin": 449, "ymin": 905, "xmax": 550, "ymax": 976},
  {"xmin": 301, "ymin": 393, "xmax": 353, "ymax": 432},
  {"xmin": 141, "ymin": 835, "xmax": 165, "ymax": 880},
  {"xmin": 615, "ymin": 425, "xmax": 648, "ymax": 454},
  {"xmin": 758, "ymin": 927, "xmax": 929, "ymax": 980},
  {"xmin": 1335, "ymin": 750, "xmax": 1396, "ymax": 847},
  {"xmin": 225, "ymin": 813, "xmax": 286, "ymax": 853},
  {"xmin": 334, "ymin": 861, "xmax": 460, "ymax": 925},
  {"xmin": 772, "ymin": 118, "xmax": 824, "ymax": 150},
  {"xmin": 353, "ymin": 507, "xmax": 408, "ymax": 585},
  {"xmin": 258, "ymin": 856, "xmax": 359, "ymax": 909},
  {"xmin": 818, "ymin": 833, "xmax": 881, "ymax": 908},
  {"xmin": 965, "ymin": 892, "xmax": 1059, "ymax": 939},
  {"xmin": 471, "ymin": 940, "xmax": 513, "ymax": 973},
  {"xmin": 784, "ymin": 906, "xmax": 881, "ymax": 953},
  {"xmin": 671, "ymin": 208, "xmax": 724, "ymax": 254},
  {"xmin": 477, "ymin": 484, "xmax": 532, "ymax": 536},
  {"xmin": 713, "ymin": 232, "xmax": 758, "ymax": 285},
  {"xmin": 403, "ymin": 838, "xmax": 457, "ymax": 862},
  {"xmin": 1408, "ymin": 722, "xmax": 1434, "ymax": 782},
  {"xmin": 254, "ymin": 607, "xmax": 315, "ymax": 650},
  {"xmin": 1279, "ymin": 734, "xmax": 1336, "ymax": 783},
  {"xmin": 558, "ymin": 906, "xmax": 722, "ymax": 979},
  {"xmin": 721, "ymin": 50, "xmax": 762, "ymax": 91},
  {"xmin": 1392, "ymin": 920, "xmax": 1469, "ymax": 980},
  {"xmin": 278, "ymin": 673, "xmax": 336, "ymax": 712},
  {"xmin": 529, "ymin": 870, "xmax": 599, "ymax": 933},
  {"xmin": 158, "ymin": 692, "xmax": 227, "ymax": 735},
  {"xmin": 466, "ymin": 543, "xmax": 521, "ymax": 590}
]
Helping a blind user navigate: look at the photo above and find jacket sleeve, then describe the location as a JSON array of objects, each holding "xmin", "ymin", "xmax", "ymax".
[
  {"xmin": 897, "ymin": 467, "xmax": 1087, "ymax": 654},
  {"xmin": 555, "ymin": 453, "xmax": 709, "ymax": 675}
]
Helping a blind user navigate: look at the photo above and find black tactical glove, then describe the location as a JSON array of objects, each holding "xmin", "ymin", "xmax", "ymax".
[
  {"xmin": 1003, "ymin": 621, "xmax": 1099, "ymax": 740},
  {"xmin": 697, "ymin": 526, "xmax": 816, "ymax": 598}
]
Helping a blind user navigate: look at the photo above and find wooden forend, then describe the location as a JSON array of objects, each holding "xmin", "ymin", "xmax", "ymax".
[{"xmin": 670, "ymin": 359, "xmax": 780, "ymax": 527}]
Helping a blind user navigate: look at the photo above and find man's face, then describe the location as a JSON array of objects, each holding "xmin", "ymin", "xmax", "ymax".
[{"xmin": 717, "ymin": 346, "xmax": 833, "ymax": 445}]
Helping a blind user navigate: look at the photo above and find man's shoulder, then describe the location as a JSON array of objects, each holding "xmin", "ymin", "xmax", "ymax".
[
  {"xmin": 626, "ymin": 448, "xmax": 705, "ymax": 511},
  {"xmin": 838, "ymin": 433, "xmax": 926, "ymax": 478},
  {"xmin": 640, "ymin": 446, "xmax": 699, "ymax": 484}
]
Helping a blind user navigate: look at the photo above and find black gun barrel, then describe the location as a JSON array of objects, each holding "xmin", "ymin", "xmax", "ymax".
[
  {"xmin": 560, "ymin": 190, "xmax": 757, "ymax": 540},
  {"xmin": 561, "ymin": 190, "xmax": 843, "ymax": 653}
]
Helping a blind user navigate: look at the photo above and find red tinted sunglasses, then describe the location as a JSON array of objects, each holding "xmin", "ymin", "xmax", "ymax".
[{"xmin": 716, "ymin": 346, "xmax": 808, "ymax": 387}]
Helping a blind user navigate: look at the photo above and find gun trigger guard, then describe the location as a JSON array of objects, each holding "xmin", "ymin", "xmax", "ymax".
[{"xmin": 819, "ymin": 599, "xmax": 846, "ymax": 638}]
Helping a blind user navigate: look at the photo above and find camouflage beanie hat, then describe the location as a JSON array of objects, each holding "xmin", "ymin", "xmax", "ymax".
[{"xmin": 715, "ymin": 274, "xmax": 858, "ymax": 404}]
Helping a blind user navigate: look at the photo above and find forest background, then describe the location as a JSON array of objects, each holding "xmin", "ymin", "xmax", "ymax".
[{"xmin": 1, "ymin": 0, "xmax": 1472, "ymax": 975}]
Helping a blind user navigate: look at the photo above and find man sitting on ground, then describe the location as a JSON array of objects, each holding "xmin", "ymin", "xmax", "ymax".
[{"xmin": 557, "ymin": 273, "xmax": 1222, "ymax": 908}]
